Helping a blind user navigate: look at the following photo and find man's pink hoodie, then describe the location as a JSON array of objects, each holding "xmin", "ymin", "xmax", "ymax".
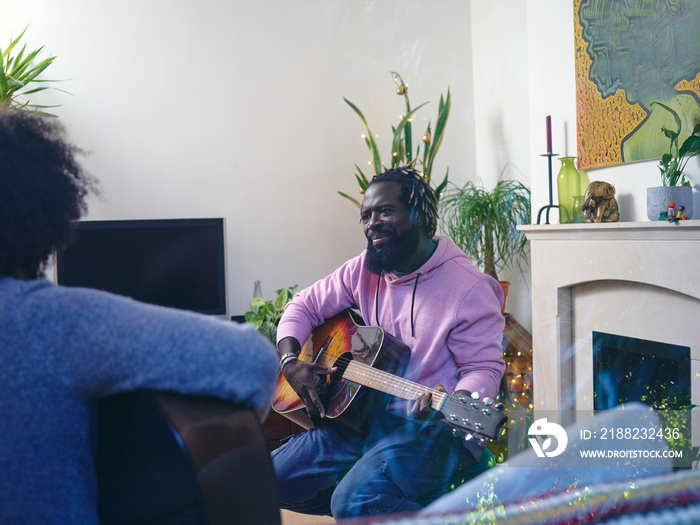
[{"xmin": 277, "ymin": 236, "xmax": 506, "ymax": 400}]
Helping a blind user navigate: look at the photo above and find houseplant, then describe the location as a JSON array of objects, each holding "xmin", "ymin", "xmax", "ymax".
[
  {"xmin": 244, "ymin": 285, "xmax": 298, "ymax": 344},
  {"xmin": 439, "ymin": 175, "xmax": 530, "ymax": 313},
  {"xmin": 339, "ymin": 72, "xmax": 451, "ymax": 207},
  {"xmin": 1, "ymin": 26, "xmax": 61, "ymax": 116},
  {"xmin": 646, "ymin": 102, "xmax": 700, "ymax": 221}
]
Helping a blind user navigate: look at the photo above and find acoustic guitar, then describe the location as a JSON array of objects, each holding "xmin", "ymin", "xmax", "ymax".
[
  {"xmin": 96, "ymin": 390, "xmax": 280, "ymax": 525},
  {"xmin": 272, "ymin": 309, "xmax": 506, "ymax": 441}
]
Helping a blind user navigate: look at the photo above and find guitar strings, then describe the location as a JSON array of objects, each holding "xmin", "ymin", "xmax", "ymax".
[
  {"xmin": 316, "ymin": 352, "xmax": 447, "ymax": 403},
  {"xmin": 308, "ymin": 347, "xmax": 499, "ymax": 437}
]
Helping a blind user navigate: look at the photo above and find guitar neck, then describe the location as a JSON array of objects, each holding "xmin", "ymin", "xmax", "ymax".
[{"xmin": 343, "ymin": 360, "xmax": 447, "ymax": 411}]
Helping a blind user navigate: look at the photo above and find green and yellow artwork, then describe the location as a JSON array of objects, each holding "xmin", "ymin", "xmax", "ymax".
[{"xmin": 575, "ymin": 0, "xmax": 700, "ymax": 169}]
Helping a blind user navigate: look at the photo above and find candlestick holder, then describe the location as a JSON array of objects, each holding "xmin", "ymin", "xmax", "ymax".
[{"xmin": 536, "ymin": 152, "xmax": 559, "ymax": 224}]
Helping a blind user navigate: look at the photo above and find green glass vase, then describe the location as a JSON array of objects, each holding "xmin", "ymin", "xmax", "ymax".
[
  {"xmin": 572, "ymin": 195, "xmax": 585, "ymax": 223},
  {"xmin": 557, "ymin": 157, "xmax": 581, "ymax": 224}
]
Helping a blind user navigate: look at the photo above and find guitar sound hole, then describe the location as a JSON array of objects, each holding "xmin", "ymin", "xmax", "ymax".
[{"xmin": 330, "ymin": 352, "xmax": 352, "ymax": 384}]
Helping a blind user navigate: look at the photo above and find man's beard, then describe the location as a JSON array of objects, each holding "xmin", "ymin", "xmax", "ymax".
[{"xmin": 365, "ymin": 225, "xmax": 420, "ymax": 275}]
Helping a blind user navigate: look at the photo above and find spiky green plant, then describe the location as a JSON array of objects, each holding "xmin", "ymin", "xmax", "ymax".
[
  {"xmin": 652, "ymin": 101, "xmax": 700, "ymax": 187},
  {"xmin": 339, "ymin": 72, "xmax": 451, "ymax": 207},
  {"xmin": 1, "ymin": 26, "xmax": 61, "ymax": 116},
  {"xmin": 440, "ymin": 177, "xmax": 530, "ymax": 282}
]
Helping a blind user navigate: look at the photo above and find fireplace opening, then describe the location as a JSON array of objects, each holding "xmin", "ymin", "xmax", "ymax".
[{"xmin": 593, "ymin": 331, "xmax": 691, "ymax": 410}]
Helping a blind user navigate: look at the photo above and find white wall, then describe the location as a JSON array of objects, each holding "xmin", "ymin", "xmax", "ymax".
[
  {"xmin": 3, "ymin": 1, "xmax": 475, "ymax": 318},
  {"xmin": 469, "ymin": 1, "xmax": 532, "ymax": 330}
]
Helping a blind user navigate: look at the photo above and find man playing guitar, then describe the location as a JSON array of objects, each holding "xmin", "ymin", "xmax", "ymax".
[{"xmin": 272, "ymin": 167, "xmax": 506, "ymax": 520}]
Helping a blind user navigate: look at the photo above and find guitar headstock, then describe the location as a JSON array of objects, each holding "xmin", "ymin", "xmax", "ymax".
[{"xmin": 438, "ymin": 391, "xmax": 507, "ymax": 443}]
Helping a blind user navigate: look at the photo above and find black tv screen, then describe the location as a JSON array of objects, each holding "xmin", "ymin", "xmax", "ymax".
[{"xmin": 56, "ymin": 218, "xmax": 227, "ymax": 315}]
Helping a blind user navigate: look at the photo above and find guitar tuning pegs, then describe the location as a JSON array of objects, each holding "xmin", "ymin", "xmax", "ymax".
[
  {"xmin": 494, "ymin": 402, "xmax": 505, "ymax": 412},
  {"xmin": 464, "ymin": 433, "xmax": 473, "ymax": 442},
  {"xmin": 452, "ymin": 428, "xmax": 461, "ymax": 438},
  {"xmin": 470, "ymin": 392, "xmax": 480, "ymax": 400},
  {"xmin": 482, "ymin": 397, "xmax": 493, "ymax": 406}
]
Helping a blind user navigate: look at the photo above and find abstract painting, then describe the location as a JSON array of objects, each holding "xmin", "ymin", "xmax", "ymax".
[{"xmin": 575, "ymin": 0, "xmax": 700, "ymax": 169}]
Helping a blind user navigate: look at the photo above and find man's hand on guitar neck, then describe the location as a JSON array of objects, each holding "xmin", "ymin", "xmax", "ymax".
[
  {"xmin": 278, "ymin": 336, "xmax": 336, "ymax": 419},
  {"xmin": 408, "ymin": 384, "xmax": 447, "ymax": 422},
  {"xmin": 408, "ymin": 386, "xmax": 486, "ymax": 423}
]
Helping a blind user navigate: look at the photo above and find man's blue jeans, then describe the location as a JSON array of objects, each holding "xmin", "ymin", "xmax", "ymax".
[{"xmin": 271, "ymin": 413, "xmax": 479, "ymax": 519}]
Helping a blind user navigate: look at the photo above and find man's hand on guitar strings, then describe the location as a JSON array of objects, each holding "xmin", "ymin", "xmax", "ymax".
[
  {"xmin": 408, "ymin": 384, "xmax": 446, "ymax": 422},
  {"xmin": 282, "ymin": 359, "xmax": 337, "ymax": 418}
]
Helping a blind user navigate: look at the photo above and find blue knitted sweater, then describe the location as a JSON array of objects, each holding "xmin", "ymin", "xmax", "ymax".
[{"xmin": 0, "ymin": 277, "xmax": 278, "ymax": 524}]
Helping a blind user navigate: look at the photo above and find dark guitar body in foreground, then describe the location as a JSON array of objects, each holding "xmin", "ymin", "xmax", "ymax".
[
  {"xmin": 96, "ymin": 390, "xmax": 280, "ymax": 525},
  {"xmin": 272, "ymin": 310, "xmax": 507, "ymax": 440}
]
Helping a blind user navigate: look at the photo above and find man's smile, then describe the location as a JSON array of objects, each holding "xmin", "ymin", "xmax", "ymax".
[{"xmin": 369, "ymin": 232, "xmax": 392, "ymax": 246}]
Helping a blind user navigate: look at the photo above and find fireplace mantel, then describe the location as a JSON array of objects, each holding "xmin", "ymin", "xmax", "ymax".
[
  {"xmin": 519, "ymin": 220, "xmax": 700, "ymax": 424},
  {"xmin": 520, "ymin": 219, "xmax": 700, "ymax": 242}
]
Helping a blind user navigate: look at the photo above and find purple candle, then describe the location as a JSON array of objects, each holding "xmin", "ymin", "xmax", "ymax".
[{"xmin": 546, "ymin": 115, "xmax": 552, "ymax": 153}]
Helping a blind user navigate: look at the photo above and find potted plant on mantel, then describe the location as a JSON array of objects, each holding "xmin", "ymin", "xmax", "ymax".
[
  {"xmin": 646, "ymin": 102, "xmax": 700, "ymax": 221},
  {"xmin": 439, "ymin": 175, "xmax": 531, "ymax": 315},
  {"xmin": 1, "ymin": 26, "xmax": 62, "ymax": 116}
]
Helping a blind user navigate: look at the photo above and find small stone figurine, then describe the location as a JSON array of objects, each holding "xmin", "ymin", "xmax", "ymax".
[{"xmin": 582, "ymin": 181, "xmax": 620, "ymax": 223}]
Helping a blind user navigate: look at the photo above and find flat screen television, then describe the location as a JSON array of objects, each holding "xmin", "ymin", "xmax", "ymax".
[{"xmin": 55, "ymin": 218, "xmax": 227, "ymax": 315}]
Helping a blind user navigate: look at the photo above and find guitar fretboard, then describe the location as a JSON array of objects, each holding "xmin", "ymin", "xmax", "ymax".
[{"xmin": 343, "ymin": 360, "xmax": 447, "ymax": 411}]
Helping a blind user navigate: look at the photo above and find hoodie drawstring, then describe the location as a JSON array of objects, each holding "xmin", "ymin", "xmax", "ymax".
[
  {"xmin": 410, "ymin": 273, "xmax": 421, "ymax": 337},
  {"xmin": 374, "ymin": 271, "xmax": 421, "ymax": 337},
  {"xmin": 375, "ymin": 271, "xmax": 381, "ymax": 326}
]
